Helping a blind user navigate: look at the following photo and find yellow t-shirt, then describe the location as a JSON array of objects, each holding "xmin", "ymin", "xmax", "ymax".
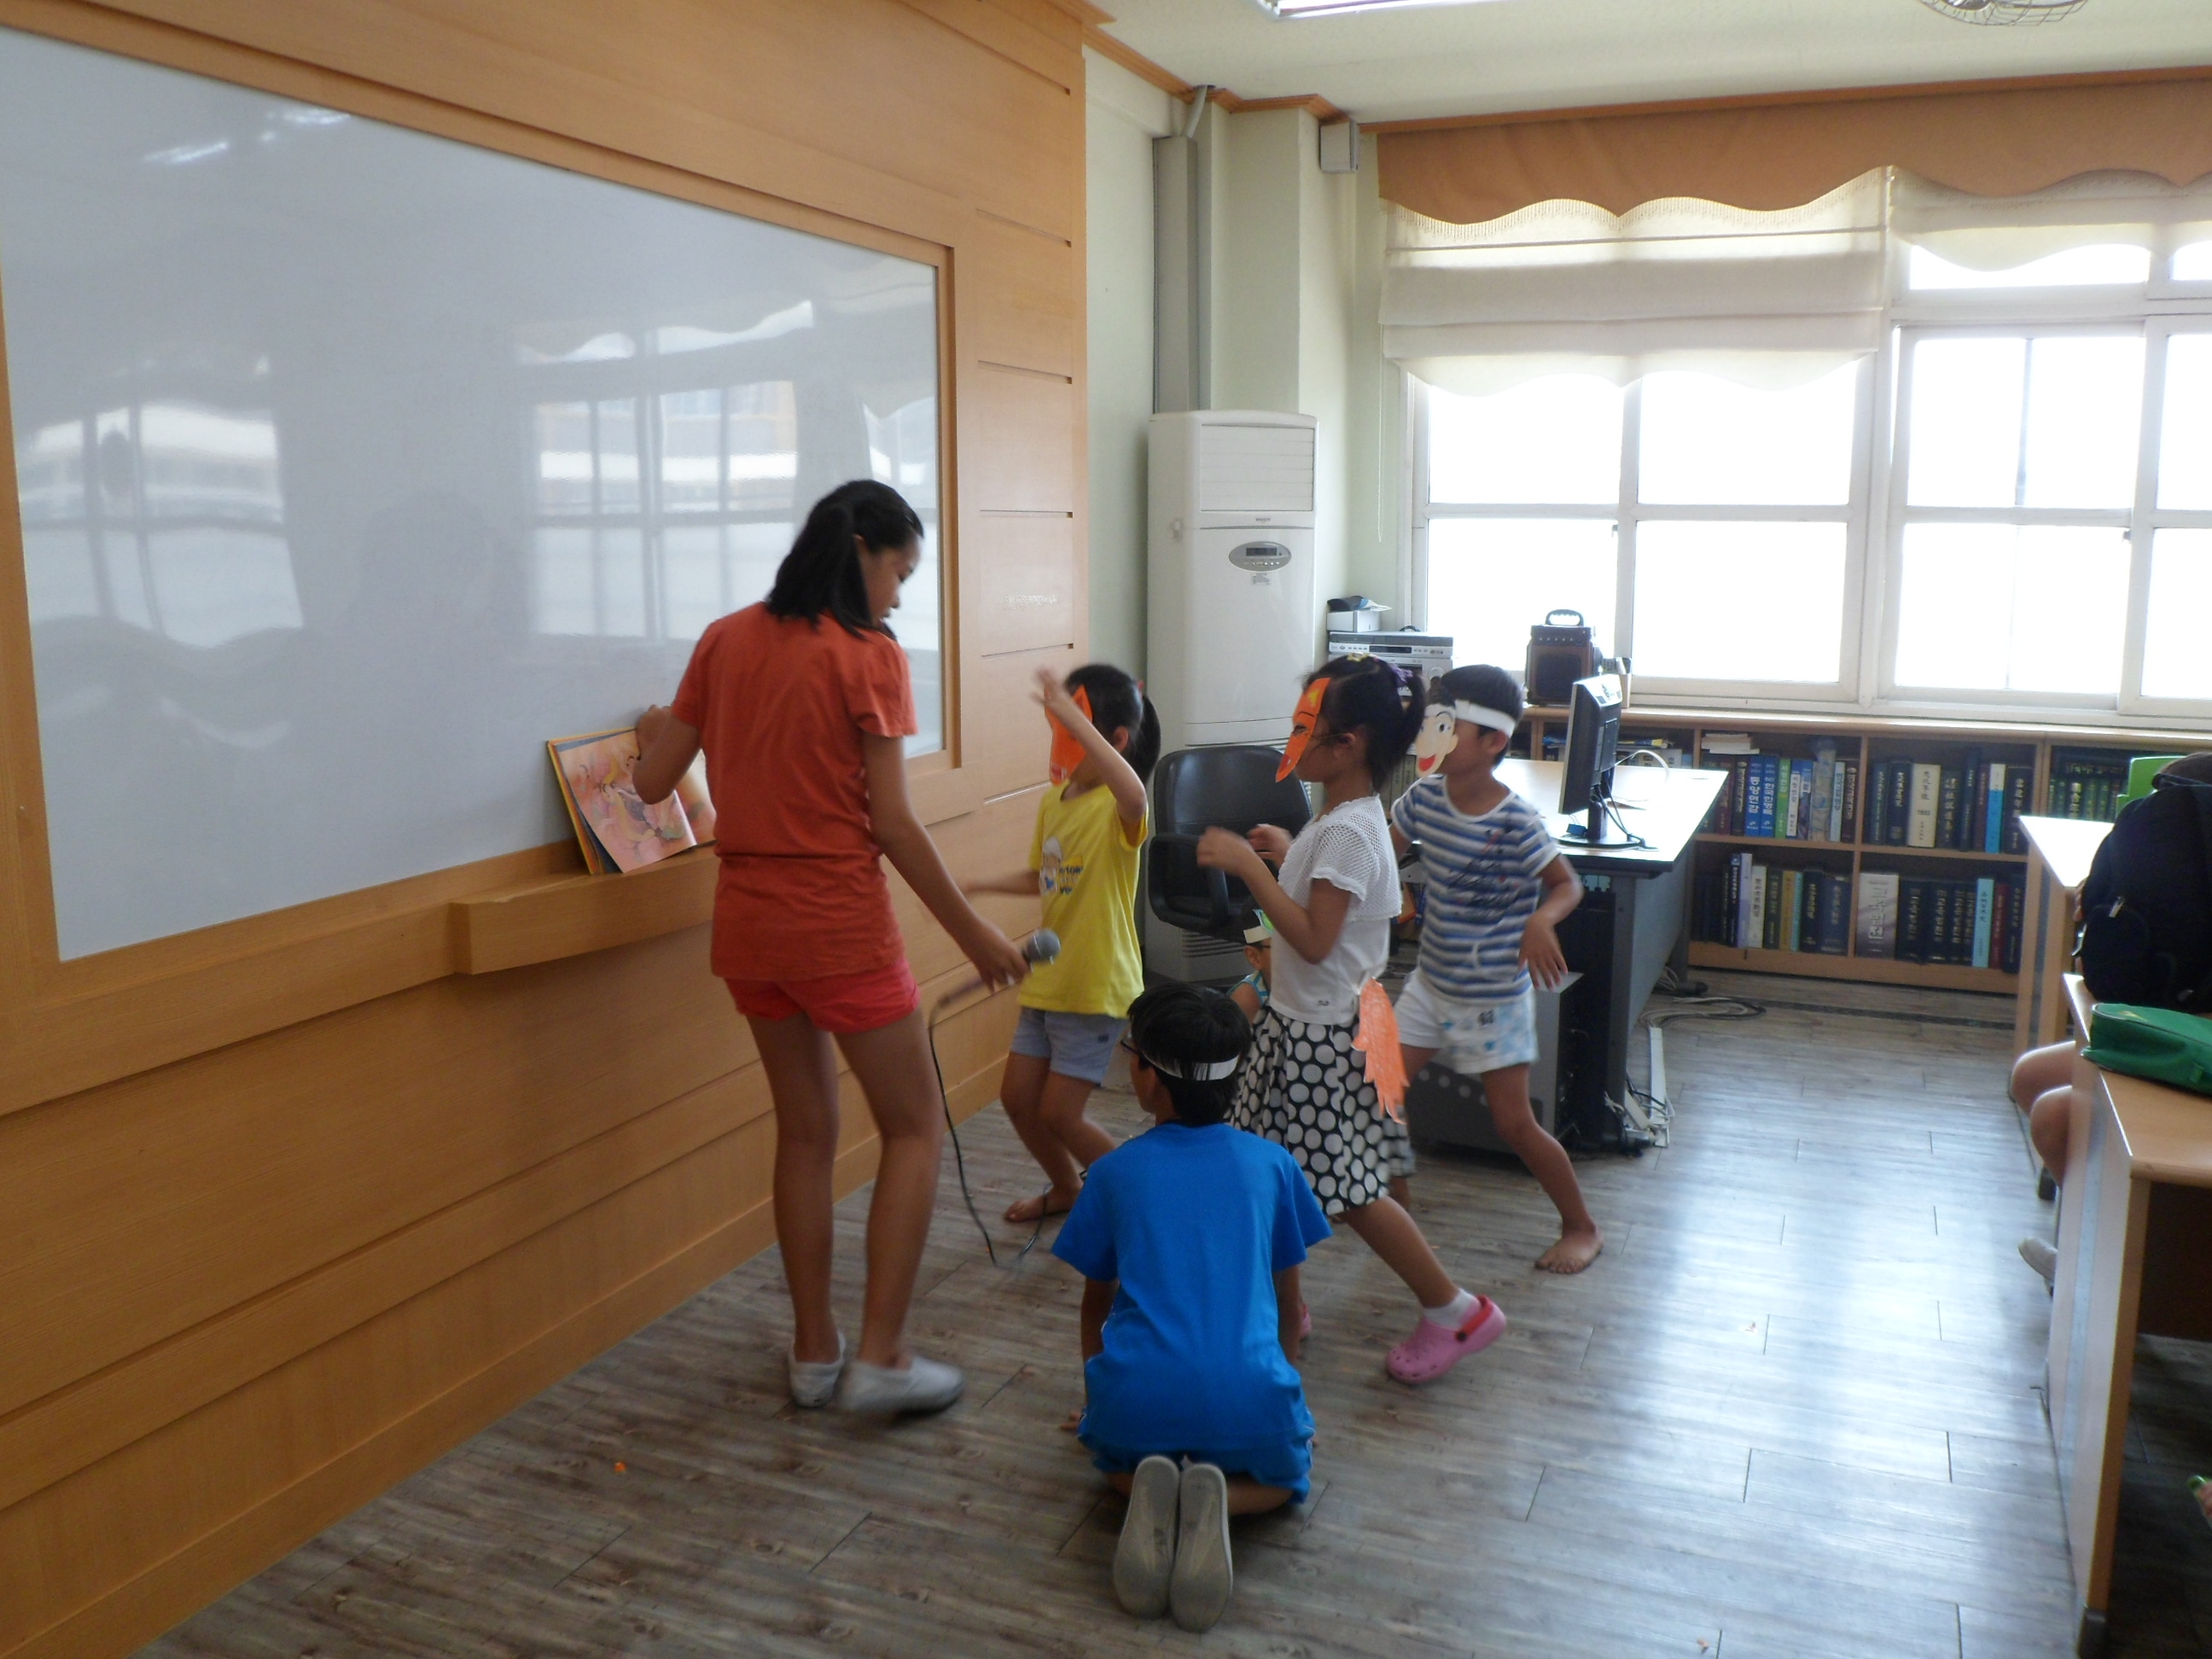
[{"xmin": 1020, "ymin": 782, "xmax": 1147, "ymax": 1017}]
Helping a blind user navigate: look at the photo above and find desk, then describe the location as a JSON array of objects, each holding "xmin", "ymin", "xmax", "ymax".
[
  {"xmin": 1494, "ymin": 759, "xmax": 1726, "ymax": 1138},
  {"xmin": 2016, "ymin": 817, "xmax": 2113, "ymax": 1052},
  {"xmin": 2047, "ymin": 975, "xmax": 2212, "ymax": 1656}
]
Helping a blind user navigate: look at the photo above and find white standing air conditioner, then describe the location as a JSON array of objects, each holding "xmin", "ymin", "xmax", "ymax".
[
  {"xmin": 1147, "ymin": 410, "xmax": 1318, "ymax": 754},
  {"xmin": 1144, "ymin": 411, "xmax": 1318, "ymax": 984}
]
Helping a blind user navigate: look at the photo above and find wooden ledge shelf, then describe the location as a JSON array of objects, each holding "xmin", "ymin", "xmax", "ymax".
[
  {"xmin": 1689, "ymin": 941, "xmax": 2018, "ymax": 994},
  {"xmin": 451, "ymin": 850, "xmax": 716, "ymax": 975}
]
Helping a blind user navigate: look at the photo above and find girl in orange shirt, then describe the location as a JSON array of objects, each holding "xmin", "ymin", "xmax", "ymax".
[{"xmin": 636, "ymin": 480, "xmax": 1027, "ymax": 1417}]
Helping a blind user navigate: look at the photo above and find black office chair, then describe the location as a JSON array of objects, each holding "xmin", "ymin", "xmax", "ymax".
[{"xmin": 1146, "ymin": 746, "xmax": 1312, "ymax": 941}]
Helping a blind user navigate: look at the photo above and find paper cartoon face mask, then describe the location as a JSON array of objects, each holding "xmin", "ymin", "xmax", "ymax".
[
  {"xmin": 1276, "ymin": 678, "xmax": 1329, "ymax": 782},
  {"xmin": 1047, "ymin": 685, "xmax": 1093, "ymax": 785},
  {"xmin": 1412, "ymin": 703, "xmax": 1461, "ymax": 777}
]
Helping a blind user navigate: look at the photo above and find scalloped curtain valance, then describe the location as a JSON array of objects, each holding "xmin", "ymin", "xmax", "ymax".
[{"xmin": 1374, "ymin": 67, "xmax": 2212, "ymax": 226}]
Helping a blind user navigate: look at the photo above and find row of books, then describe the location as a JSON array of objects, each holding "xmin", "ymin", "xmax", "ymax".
[
  {"xmin": 2044, "ymin": 751, "xmax": 2133, "ymax": 823},
  {"xmin": 1693, "ymin": 856, "xmax": 2025, "ymax": 971},
  {"xmin": 1863, "ymin": 755, "xmax": 2029, "ymax": 853},
  {"xmin": 1704, "ymin": 751, "xmax": 1860, "ymax": 842},
  {"xmin": 1693, "ymin": 855, "xmax": 1851, "ymax": 954}
]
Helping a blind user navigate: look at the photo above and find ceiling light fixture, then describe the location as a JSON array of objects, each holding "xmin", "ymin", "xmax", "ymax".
[
  {"xmin": 1253, "ymin": 0, "xmax": 1500, "ymax": 18},
  {"xmin": 1918, "ymin": 0, "xmax": 2087, "ymax": 23}
]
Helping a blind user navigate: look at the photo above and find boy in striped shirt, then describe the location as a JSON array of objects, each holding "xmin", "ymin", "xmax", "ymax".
[{"xmin": 1390, "ymin": 665, "xmax": 1603, "ymax": 1274}]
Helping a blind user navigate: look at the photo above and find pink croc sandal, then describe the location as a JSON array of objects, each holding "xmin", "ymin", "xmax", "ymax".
[{"xmin": 1387, "ymin": 1296, "xmax": 1506, "ymax": 1384}]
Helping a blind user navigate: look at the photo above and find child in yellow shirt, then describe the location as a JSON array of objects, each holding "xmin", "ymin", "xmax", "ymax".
[{"xmin": 969, "ymin": 663, "xmax": 1156, "ymax": 1222}]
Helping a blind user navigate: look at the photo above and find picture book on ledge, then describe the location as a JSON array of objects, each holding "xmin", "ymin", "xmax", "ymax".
[{"xmin": 547, "ymin": 728, "xmax": 716, "ymax": 875}]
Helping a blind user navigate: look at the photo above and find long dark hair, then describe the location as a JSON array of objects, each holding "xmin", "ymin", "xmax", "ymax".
[
  {"xmin": 1308, "ymin": 655, "xmax": 1426, "ymax": 775},
  {"xmin": 1064, "ymin": 662, "xmax": 1162, "ymax": 782},
  {"xmin": 1126, "ymin": 984, "xmax": 1251, "ymax": 1127},
  {"xmin": 765, "ymin": 480, "xmax": 923, "ymax": 637}
]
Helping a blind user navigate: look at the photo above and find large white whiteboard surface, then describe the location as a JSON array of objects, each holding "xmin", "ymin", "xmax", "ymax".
[{"xmin": 0, "ymin": 27, "xmax": 942, "ymax": 959}]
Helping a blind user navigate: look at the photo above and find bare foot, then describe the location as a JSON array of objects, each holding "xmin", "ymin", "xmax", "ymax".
[
  {"xmin": 1535, "ymin": 1225, "xmax": 1604, "ymax": 1274},
  {"xmin": 1060, "ymin": 1406, "xmax": 1083, "ymax": 1433},
  {"xmin": 1004, "ymin": 1186, "xmax": 1080, "ymax": 1225}
]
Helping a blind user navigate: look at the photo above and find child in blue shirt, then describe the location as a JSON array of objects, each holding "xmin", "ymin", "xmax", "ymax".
[
  {"xmin": 1052, "ymin": 983, "xmax": 1330, "ymax": 1633},
  {"xmin": 1392, "ymin": 664, "xmax": 1600, "ymax": 1274}
]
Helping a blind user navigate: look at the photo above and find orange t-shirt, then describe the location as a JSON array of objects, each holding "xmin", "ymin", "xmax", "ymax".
[{"xmin": 671, "ymin": 603, "xmax": 917, "ymax": 981}]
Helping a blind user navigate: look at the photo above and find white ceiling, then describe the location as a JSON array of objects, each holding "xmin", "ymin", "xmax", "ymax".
[{"xmin": 1095, "ymin": 0, "xmax": 2212, "ymax": 126}]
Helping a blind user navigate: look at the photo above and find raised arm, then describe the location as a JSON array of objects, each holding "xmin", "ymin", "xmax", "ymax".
[
  {"xmin": 1035, "ymin": 667, "xmax": 1147, "ymax": 831},
  {"xmin": 1195, "ymin": 830, "xmax": 1351, "ymax": 966},
  {"xmin": 632, "ymin": 704, "xmax": 700, "ymax": 806},
  {"xmin": 862, "ymin": 731, "xmax": 1029, "ymax": 988}
]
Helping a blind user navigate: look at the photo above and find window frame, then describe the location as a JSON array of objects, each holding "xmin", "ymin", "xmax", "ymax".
[
  {"xmin": 1410, "ymin": 231, "xmax": 2212, "ymax": 731},
  {"xmin": 1411, "ymin": 360, "xmax": 1877, "ymax": 706}
]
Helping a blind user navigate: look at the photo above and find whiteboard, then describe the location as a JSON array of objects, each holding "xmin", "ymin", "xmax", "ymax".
[{"xmin": 0, "ymin": 27, "xmax": 943, "ymax": 959}]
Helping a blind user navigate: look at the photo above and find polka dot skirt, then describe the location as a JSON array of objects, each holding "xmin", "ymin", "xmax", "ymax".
[{"xmin": 1234, "ymin": 1007, "xmax": 1413, "ymax": 1215}]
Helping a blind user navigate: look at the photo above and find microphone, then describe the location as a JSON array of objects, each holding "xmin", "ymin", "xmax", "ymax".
[{"xmin": 934, "ymin": 929, "xmax": 1060, "ymax": 1010}]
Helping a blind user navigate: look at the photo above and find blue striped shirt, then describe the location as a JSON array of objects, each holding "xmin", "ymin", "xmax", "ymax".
[{"xmin": 1392, "ymin": 779, "xmax": 1562, "ymax": 1002}]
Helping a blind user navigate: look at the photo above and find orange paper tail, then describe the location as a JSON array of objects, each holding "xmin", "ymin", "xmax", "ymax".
[{"xmin": 1353, "ymin": 979, "xmax": 1408, "ymax": 1121}]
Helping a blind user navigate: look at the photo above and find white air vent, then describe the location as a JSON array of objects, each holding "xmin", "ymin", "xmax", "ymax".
[{"xmin": 1198, "ymin": 422, "xmax": 1314, "ymax": 514}]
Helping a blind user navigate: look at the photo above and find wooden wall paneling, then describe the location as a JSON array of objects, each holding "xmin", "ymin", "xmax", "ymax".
[
  {"xmin": 971, "ymin": 514, "xmax": 1080, "ymax": 659},
  {"xmin": 960, "ymin": 644, "xmax": 1081, "ymax": 802},
  {"xmin": 67, "ymin": 0, "xmax": 1076, "ymax": 242},
  {"xmin": 0, "ymin": 963, "xmax": 1022, "ymax": 1659},
  {"xmin": 965, "ymin": 211, "xmax": 1080, "ymax": 379},
  {"xmin": 963, "ymin": 365, "xmax": 1080, "ymax": 513},
  {"xmin": 0, "ymin": 3, "xmax": 1088, "ymax": 1654}
]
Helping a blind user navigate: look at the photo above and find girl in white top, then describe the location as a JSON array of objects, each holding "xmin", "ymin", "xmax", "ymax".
[{"xmin": 1198, "ymin": 657, "xmax": 1507, "ymax": 1387}]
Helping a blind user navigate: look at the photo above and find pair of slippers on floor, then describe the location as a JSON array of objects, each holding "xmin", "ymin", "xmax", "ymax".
[{"xmin": 1114, "ymin": 1457, "xmax": 1234, "ymax": 1631}]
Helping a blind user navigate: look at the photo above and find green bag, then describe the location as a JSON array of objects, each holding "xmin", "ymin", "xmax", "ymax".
[{"xmin": 2084, "ymin": 1003, "xmax": 2212, "ymax": 1097}]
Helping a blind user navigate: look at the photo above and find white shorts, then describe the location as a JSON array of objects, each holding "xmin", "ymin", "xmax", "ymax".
[{"xmin": 1394, "ymin": 970, "xmax": 1538, "ymax": 1075}]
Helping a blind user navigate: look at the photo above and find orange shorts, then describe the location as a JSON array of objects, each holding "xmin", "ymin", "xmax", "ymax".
[{"xmin": 724, "ymin": 961, "xmax": 918, "ymax": 1034}]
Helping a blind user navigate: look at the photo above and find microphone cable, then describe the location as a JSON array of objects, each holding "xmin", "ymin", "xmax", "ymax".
[
  {"xmin": 927, "ymin": 999, "xmax": 1047, "ymax": 1271},
  {"xmin": 926, "ymin": 928, "xmax": 1062, "ymax": 1272}
]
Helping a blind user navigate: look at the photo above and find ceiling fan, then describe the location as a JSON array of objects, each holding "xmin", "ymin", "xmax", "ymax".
[{"xmin": 1918, "ymin": 0, "xmax": 2087, "ymax": 23}]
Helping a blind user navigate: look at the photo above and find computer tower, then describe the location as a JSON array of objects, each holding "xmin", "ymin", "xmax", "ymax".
[{"xmin": 1403, "ymin": 974, "xmax": 1578, "ymax": 1155}]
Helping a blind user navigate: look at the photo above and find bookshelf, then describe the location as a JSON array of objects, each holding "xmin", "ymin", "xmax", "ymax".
[{"xmin": 1517, "ymin": 707, "xmax": 2212, "ymax": 998}]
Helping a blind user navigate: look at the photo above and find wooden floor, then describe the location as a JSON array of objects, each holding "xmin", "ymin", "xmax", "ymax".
[{"xmin": 138, "ymin": 974, "xmax": 2210, "ymax": 1658}]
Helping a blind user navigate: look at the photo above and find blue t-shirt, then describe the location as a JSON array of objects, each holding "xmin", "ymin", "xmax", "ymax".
[
  {"xmin": 1052, "ymin": 1121, "xmax": 1330, "ymax": 1456},
  {"xmin": 1393, "ymin": 778, "xmax": 1562, "ymax": 1002}
]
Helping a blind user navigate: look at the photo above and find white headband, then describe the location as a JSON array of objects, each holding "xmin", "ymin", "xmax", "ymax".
[
  {"xmin": 1140, "ymin": 1051, "xmax": 1243, "ymax": 1081},
  {"xmin": 1450, "ymin": 701, "xmax": 1519, "ymax": 737}
]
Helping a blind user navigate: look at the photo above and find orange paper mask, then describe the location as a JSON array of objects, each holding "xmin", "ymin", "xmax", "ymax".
[
  {"xmin": 1276, "ymin": 679, "xmax": 1328, "ymax": 782},
  {"xmin": 1048, "ymin": 685, "xmax": 1093, "ymax": 785}
]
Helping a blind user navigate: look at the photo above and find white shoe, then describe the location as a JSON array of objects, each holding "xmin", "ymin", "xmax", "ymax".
[
  {"xmin": 2019, "ymin": 1235, "xmax": 2058, "ymax": 1287},
  {"xmin": 1113, "ymin": 1455, "xmax": 1180, "ymax": 1618},
  {"xmin": 787, "ymin": 1332, "xmax": 845, "ymax": 1409},
  {"xmin": 839, "ymin": 1353, "xmax": 965, "ymax": 1416},
  {"xmin": 1169, "ymin": 1462, "xmax": 1233, "ymax": 1632}
]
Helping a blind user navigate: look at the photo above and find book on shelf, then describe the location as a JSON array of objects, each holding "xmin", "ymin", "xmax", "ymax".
[
  {"xmin": 1816, "ymin": 869, "xmax": 1850, "ymax": 955},
  {"xmin": 1936, "ymin": 765, "xmax": 1961, "ymax": 850},
  {"xmin": 1700, "ymin": 752, "xmax": 1858, "ymax": 844},
  {"xmin": 1855, "ymin": 870, "xmax": 1900, "ymax": 959},
  {"xmin": 1893, "ymin": 873, "xmax": 2023, "ymax": 969},
  {"xmin": 1906, "ymin": 762, "xmax": 1941, "ymax": 848},
  {"xmin": 2046, "ymin": 749, "xmax": 2132, "ymax": 823}
]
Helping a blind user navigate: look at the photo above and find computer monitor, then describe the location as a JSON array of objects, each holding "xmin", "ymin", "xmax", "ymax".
[{"xmin": 1557, "ymin": 673, "xmax": 1623, "ymax": 843}]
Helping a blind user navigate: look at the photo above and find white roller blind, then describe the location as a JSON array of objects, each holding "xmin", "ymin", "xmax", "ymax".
[{"xmin": 1383, "ymin": 170, "xmax": 1887, "ymax": 395}]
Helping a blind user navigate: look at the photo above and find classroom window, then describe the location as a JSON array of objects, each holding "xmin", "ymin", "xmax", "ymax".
[
  {"xmin": 1415, "ymin": 242, "xmax": 2212, "ymax": 721},
  {"xmin": 1417, "ymin": 360, "xmax": 1862, "ymax": 692}
]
